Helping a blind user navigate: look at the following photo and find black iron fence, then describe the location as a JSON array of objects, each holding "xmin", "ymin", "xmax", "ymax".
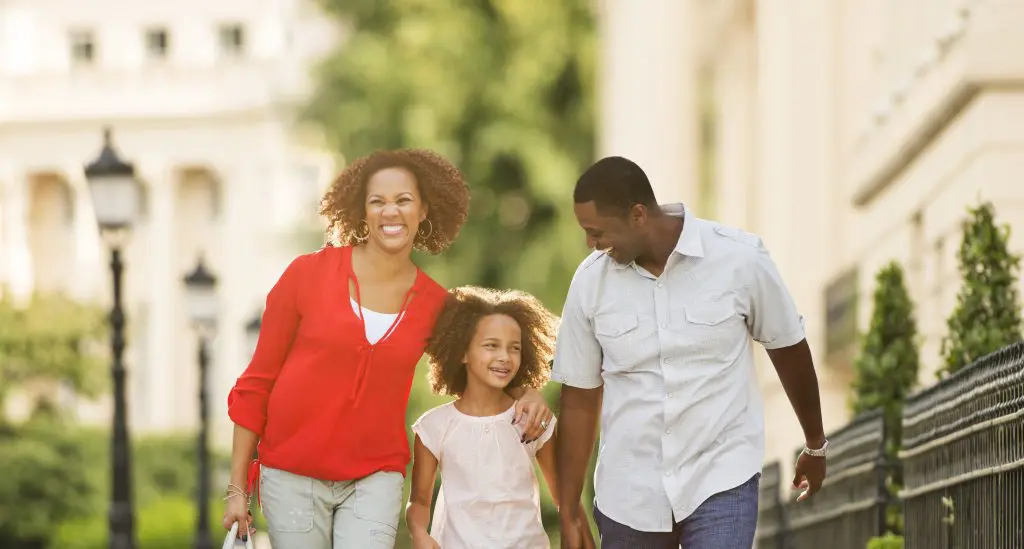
[
  {"xmin": 756, "ymin": 342, "xmax": 1024, "ymax": 549},
  {"xmin": 900, "ymin": 342, "xmax": 1024, "ymax": 549},
  {"xmin": 756, "ymin": 411, "xmax": 888, "ymax": 549}
]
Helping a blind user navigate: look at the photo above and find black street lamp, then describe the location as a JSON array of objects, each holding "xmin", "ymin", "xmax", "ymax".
[
  {"xmin": 244, "ymin": 309, "xmax": 262, "ymax": 358},
  {"xmin": 183, "ymin": 254, "xmax": 218, "ymax": 549},
  {"xmin": 84, "ymin": 127, "xmax": 141, "ymax": 549}
]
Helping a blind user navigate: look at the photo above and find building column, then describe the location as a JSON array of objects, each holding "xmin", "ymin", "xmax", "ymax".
[
  {"xmin": 139, "ymin": 162, "xmax": 177, "ymax": 431},
  {"xmin": 755, "ymin": 0, "xmax": 845, "ymax": 481},
  {"xmin": 712, "ymin": 20, "xmax": 758, "ymax": 230},
  {"xmin": 213, "ymin": 166, "xmax": 245, "ymax": 444},
  {"xmin": 597, "ymin": 0, "xmax": 699, "ymax": 203},
  {"xmin": 63, "ymin": 164, "xmax": 104, "ymax": 301},
  {"xmin": 1, "ymin": 166, "xmax": 33, "ymax": 304}
]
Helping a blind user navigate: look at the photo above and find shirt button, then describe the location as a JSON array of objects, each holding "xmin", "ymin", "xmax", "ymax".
[
  {"xmin": 656, "ymin": 282, "xmax": 663, "ymax": 288},
  {"xmin": 667, "ymin": 392, "xmax": 674, "ymax": 398},
  {"xmin": 660, "ymin": 323, "xmax": 668, "ymax": 329},
  {"xmin": 662, "ymin": 358, "xmax": 671, "ymax": 365},
  {"xmin": 664, "ymin": 471, "xmax": 671, "ymax": 477},
  {"xmin": 664, "ymin": 428, "xmax": 672, "ymax": 434}
]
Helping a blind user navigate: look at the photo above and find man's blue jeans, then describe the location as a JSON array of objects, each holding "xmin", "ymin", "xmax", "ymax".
[{"xmin": 593, "ymin": 473, "xmax": 760, "ymax": 549}]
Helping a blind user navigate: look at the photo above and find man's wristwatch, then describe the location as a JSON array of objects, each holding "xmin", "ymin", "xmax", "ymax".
[{"xmin": 802, "ymin": 439, "xmax": 830, "ymax": 458}]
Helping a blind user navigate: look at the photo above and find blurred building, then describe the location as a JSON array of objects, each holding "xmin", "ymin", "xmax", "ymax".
[
  {"xmin": 599, "ymin": 0, "xmax": 1024, "ymax": 473},
  {"xmin": 0, "ymin": 0, "xmax": 340, "ymax": 440}
]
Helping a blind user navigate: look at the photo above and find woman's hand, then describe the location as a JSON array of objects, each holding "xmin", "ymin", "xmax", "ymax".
[
  {"xmin": 222, "ymin": 493, "xmax": 254, "ymax": 540},
  {"xmin": 513, "ymin": 387, "xmax": 554, "ymax": 443}
]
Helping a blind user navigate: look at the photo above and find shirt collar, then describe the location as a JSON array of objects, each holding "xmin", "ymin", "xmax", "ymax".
[
  {"xmin": 609, "ymin": 203, "xmax": 705, "ymax": 271},
  {"xmin": 666, "ymin": 203, "xmax": 705, "ymax": 259}
]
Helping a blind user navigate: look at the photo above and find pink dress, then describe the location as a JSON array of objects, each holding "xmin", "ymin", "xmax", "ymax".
[{"xmin": 412, "ymin": 401, "xmax": 556, "ymax": 549}]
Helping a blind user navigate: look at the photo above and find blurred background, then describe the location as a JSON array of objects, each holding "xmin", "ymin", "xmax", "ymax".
[{"xmin": 2, "ymin": 0, "xmax": 1023, "ymax": 548}]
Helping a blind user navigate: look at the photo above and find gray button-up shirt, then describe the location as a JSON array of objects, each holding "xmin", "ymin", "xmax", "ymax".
[{"xmin": 552, "ymin": 204, "xmax": 805, "ymax": 532}]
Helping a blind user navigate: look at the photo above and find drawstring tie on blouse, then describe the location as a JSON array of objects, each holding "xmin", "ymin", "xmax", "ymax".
[{"xmin": 346, "ymin": 273, "xmax": 414, "ymax": 409}]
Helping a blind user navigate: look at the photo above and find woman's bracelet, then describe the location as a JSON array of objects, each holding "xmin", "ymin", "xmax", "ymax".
[{"xmin": 224, "ymin": 483, "xmax": 250, "ymax": 505}]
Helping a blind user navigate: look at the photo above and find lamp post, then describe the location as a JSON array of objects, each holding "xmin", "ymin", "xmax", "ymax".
[
  {"xmin": 183, "ymin": 254, "xmax": 218, "ymax": 549},
  {"xmin": 84, "ymin": 127, "xmax": 141, "ymax": 549}
]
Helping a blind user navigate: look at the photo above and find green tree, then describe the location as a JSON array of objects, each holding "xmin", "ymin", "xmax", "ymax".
[
  {"xmin": 940, "ymin": 201, "xmax": 1023, "ymax": 376},
  {"xmin": 851, "ymin": 261, "xmax": 919, "ymax": 535},
  {"xmin": 0, "ymin": 293, "xmax": 106, "ymax": 423},
  {"xmin": 304, "ymin": 0, "xmax": 596, "ymax": 307}
]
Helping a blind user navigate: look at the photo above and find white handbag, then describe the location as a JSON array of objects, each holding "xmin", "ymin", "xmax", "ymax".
[{"xmin": 222, "ymin": 522, "xmax": 256, "ymax": 549}]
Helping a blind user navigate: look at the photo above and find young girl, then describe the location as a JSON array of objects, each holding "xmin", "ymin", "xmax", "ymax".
[{"xmin": 406, "ymin": 286, "xmax": 597, "ymax": 549}]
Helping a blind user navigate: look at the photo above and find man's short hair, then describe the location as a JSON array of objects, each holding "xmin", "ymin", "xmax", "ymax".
[{"xmin": 573, "ymin": 156, "xmax": 658, "ymax": 216}]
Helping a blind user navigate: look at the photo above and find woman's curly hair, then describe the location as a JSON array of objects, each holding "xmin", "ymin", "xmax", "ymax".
[
  {"xmin": 425, "ymin": 286, "xmax": 558, "ymax": 397},
  {"xmin": 319, "ymin": 149, "xmax": 470, "ymax": 254}
]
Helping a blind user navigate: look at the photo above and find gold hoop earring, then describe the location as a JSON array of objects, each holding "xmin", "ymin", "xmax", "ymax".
[
  {"xmin": 355, "ymin": 221, "xmax": 370, "ymax": 242},
  {"xmin": 417, "ymin": 218, "xmax": 434, "ymax": 239}
]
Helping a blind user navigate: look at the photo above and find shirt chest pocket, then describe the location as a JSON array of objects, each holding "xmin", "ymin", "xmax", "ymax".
[
  {"xmin": 594, "ymin": 313, "xmax": 643, "ymax": 372},
  {"xmin": 680, "ymin": 301, "xmax": 744, "ymax": 350}
]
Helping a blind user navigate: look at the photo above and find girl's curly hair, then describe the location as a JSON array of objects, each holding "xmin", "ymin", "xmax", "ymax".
[
  {"xmin": 319, "ymin": 149, "xmax": 470, "ymax": 254},
  {"xmin": 426, "ymin": 286, "xmax": 558, "ymax": 397}
]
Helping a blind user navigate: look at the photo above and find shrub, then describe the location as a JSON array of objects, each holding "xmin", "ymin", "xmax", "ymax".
[
  {"xmin": 850, "ymin": 261, "xmax": 919, "ymax": 532},
  {"xmin": 867, "ymin": 533, "xmax": 905, "ymax": 549},
  {"xmin": 0, "ymin": 422, "xmax": 95, "ymax": 547},
  {"xmin": 50, "ymin": 496, "xmax": 225, "ymax": 549},
  {"xmin": 941, "ymin": 201, "xmax": 1023, "ymax": 376}
]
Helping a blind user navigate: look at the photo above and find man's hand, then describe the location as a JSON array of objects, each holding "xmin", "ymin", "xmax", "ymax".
[
  {"xmin": 513, "ymin": 387, "xmax": 554, "ymax": 443},
  {"xmin": 793, "ymin": 450, "xmax": 826, "ymax": 501}
]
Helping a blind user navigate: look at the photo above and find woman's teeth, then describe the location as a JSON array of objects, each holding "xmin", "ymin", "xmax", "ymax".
[
  {"xmin": 489, "ymin": 367, "xmax": 511, "ymax": 378},
  {"xmin": 380, "ymin": 224, "xmax": 405, "ymax": 236}
]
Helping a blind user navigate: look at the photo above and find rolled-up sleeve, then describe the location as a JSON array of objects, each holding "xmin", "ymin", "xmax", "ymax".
[
  {"xmin": 746, "ymin": 242, "xmax": 806, "ymax": 350},
  {"xmin": 227, "ymin": 255, "xmax": 307, "ymax": 436},
  {"xmin": 551, "ymin": 267, "xmax": 603, "ymax": 389}
]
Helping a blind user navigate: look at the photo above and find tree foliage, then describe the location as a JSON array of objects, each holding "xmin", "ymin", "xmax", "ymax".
[
  {"xmin": 305, "ymin": 0, "xmax": 596, "ymax": 307},
  {"xmin": 0, "ymin": 293, "xmax": 106, "ymax": 423},
  {"xmin": 850, "ymin": 261, "xmax": 919, "ymax": 533},
  {"xmin": 0, "ymin": 421, "xmax": 96, "ymax": 547},
  {"xmin": 851, "ymin": 262, "xmax": 920, "ymax": 429},
  {"xmin": 940, "ymin": 202, "xmax": 1023, "ymax": 376}
]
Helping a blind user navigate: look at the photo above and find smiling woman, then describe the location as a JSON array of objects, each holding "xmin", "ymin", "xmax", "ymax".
[{"xmin": 223, "ymin": 148, "xmax": 556, "ymax": 549}]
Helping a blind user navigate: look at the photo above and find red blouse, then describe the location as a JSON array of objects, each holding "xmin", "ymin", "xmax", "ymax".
[{"xmin": 227, "ymin": 245, "xmax": 448, "ymax": 482}]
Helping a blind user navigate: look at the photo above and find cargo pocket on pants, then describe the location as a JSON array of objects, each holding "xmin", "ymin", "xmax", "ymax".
[
  {"xmin": 260, "ymin": 467, "xmax": 315, "ymax": 534},
  {"xmin": 353, "ymin": 471, "xmax": 403, "ymax": 544}
]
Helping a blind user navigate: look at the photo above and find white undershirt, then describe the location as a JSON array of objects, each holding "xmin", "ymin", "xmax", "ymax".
[{"xmin": 350, "ymin": 298, "xmax": 402, "ymax": 344}]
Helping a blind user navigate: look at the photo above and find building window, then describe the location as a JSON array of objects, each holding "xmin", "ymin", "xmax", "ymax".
[
  {"xmin": 218, "ymin": 23, "xmax": 245, "ymax": 57},
  {"xmin": 69, "ymin": 30, "xmax": 95, "ymax": 65},
  {"xmin": 144, "ymin": 27, "xmax": 169, "ymax": 59},
  {"xmin": 824, "ymin": 266, "xmax": 859, "ymax": 357}
]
